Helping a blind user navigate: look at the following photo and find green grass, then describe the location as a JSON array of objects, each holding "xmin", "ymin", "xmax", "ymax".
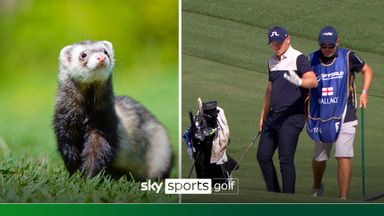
[
  {"xmin": 182, "ymin": 0, "xmax": 384, "ymax": 202},
  {"xmin": 0, "ymin": 156, "xmax": 176, "ymax": 203}
]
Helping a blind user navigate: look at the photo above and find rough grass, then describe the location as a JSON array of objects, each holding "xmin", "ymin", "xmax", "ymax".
[{"xmin": 0, "ymin": 156, "xmax": 177, "ymax": 203}]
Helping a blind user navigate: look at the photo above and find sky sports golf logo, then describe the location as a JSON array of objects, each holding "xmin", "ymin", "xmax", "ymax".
[{"xmin": 140, "ymin": 178, "xmax": 239, "ymax": 195}]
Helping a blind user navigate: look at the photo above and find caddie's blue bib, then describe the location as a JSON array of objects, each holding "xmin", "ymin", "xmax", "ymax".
[{"xmin": 306, "ymin": 48, "xmax": 350, "ymax": 143}]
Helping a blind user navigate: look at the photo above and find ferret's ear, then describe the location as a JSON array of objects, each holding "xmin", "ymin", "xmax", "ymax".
[
  {"xmin": 59, "ymin": 45, "xmax": 72, "ymax": 66},
  {"xmin": 102, "ymin": 41, "xmax": 113, "ymax": 52}
]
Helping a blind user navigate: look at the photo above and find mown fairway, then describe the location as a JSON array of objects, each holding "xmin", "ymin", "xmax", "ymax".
[{"xmin": 182, "ymin": 0, "xmax": 384, "ymax": 202}]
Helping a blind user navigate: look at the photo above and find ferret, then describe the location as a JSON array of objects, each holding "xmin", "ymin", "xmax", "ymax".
[{"xmin": 53, "ymin": 40, "xmax": 173, "ymax": 179}]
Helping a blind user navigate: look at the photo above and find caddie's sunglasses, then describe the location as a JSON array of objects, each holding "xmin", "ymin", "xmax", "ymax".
[{"xmin": 320, "ymin": 43, "xmax": 336, "ymax": 49}]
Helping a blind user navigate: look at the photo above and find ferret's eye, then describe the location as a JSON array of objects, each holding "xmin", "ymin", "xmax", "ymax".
[
  {"xmin": 103, "ymin": 50, "xmax": 108, "ymax": 55},
  {"xmin": 80, "ymin": 53, "xmax": 87, "ymax": 59}
]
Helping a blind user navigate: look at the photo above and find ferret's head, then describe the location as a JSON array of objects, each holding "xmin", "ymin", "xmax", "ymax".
[{"xmin": 58, "ymin": 40, "xmax": 115, "ymax": 84}]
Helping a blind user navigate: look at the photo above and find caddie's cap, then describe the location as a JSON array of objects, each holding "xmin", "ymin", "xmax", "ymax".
[
  {"xmin": 268, "ymin": 26, "xmax": 288, "ymax": 44},
  {"xmin": 319, "ymin": 25, "xmax": 338, "ymax": 44}
]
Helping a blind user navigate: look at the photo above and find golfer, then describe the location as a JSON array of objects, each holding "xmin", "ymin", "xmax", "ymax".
[
  {"xmin": 257, "ymin": 26, "xmax": 318, "ymax": 193},
  {"xmin": 307, "ymin": 26, "xmax": 373, "ymax": 199}
]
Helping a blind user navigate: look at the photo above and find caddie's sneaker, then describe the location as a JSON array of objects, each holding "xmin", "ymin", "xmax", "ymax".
[{"xmin": 311, "ymin": 184, "xmax": 324, "ymax": 198}]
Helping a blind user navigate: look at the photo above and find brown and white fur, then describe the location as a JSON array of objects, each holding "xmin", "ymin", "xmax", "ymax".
[{"xmin": 53, "ymin": 40, "xmax": 173, "ymax": 179}]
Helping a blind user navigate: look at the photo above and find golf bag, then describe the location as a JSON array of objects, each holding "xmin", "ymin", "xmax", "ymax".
[{"xmin": 183, "ymin": 99, "xmax": 238, "ymax": 183}]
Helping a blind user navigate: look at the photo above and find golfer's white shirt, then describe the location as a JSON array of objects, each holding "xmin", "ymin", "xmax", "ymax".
[{"xmin": 269, "ymin": 46, "xmax": 303, "ymax": 72}]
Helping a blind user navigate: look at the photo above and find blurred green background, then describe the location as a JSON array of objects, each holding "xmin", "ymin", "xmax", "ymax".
[{"xmin": 0, "ymin": 0, "xmax": 178, "ymax": 178}]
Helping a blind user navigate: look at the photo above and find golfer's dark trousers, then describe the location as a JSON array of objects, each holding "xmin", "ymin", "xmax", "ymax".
[{"xmin": 257, "ymin": 112, "xmax": 304, "ymax": 193}]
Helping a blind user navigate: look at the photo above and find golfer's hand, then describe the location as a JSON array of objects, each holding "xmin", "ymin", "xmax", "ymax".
[
  {"xmin": 284, "ymin": 70, "xmax": 302, "ymax": 87},
  {"xmin": 258, "ymin": 118, "xmax": 263, "ymax": 132},
  {"xmin": 359, "ymin": 93, "xmax": 368, "ymax": 108}
]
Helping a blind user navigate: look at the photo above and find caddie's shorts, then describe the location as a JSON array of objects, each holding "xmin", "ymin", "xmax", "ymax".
[{"xmin": 313, "ymin": 120, "xmax": 358, "ymax": 161}]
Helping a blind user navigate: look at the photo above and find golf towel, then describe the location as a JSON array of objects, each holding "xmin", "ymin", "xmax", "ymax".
[
  {"xmin": 210, "ymin": 107, "xmax": 230, "ymax": 164},
  {"xmin": 307, "ymin": 48, "xmax": 350, "ymax": 143}
]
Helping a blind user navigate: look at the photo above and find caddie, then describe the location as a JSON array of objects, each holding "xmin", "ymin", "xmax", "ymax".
[{"xmin": 307, "ymin": 26, "xmax": 373, "ymax": 199}]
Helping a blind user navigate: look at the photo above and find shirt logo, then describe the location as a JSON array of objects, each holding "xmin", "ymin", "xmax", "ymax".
[
  {"xmin": 270, "ymin": 31, "xmax": 280, "ymax": 37},
  {"xmin": 318, "ymin": 71, "xmax": 344, "ymax": 81},
  {"xmin": 322, "ymin": 87, "xmax": 334, "ymax": 96},
  {"xmin": 322, "ymin": 32, "xmax": 333, "ymax": 36}
]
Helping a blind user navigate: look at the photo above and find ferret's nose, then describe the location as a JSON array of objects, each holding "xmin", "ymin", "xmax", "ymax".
[{"xmin": 96, "ymin": 54, "xmax": 106, "ymax": 62}]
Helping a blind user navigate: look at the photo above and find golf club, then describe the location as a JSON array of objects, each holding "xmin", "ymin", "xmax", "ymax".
[
  {"xmin": 230, "ymin": 131, "xmax": 261, "ymax": 176},
  {"xmin": 361, "ymin": 107, "xmax": 366, "ymax": 198}
]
